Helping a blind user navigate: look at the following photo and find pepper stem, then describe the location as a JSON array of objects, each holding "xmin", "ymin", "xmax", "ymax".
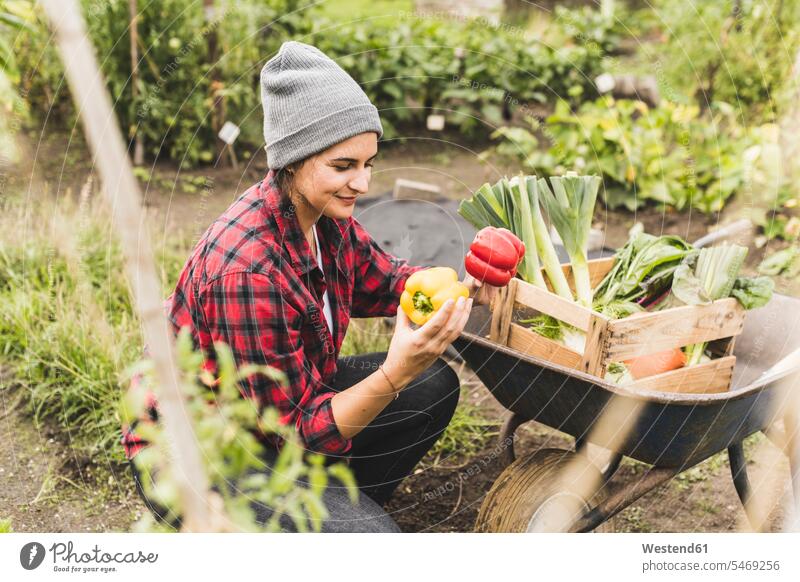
[{"xmin": 412, "ymin": 291, "xmax": 434, "ymax": 314}]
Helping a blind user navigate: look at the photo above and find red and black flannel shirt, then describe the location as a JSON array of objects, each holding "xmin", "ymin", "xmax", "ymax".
[{"xmin": 121, "ymin": 171, "xmax": 421, "ymax": 459}]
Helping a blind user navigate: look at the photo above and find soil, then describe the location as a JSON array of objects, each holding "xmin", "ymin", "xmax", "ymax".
[
  {"xmin": 1, "ymin": 130, "xmax": 795, "ymax": 533},
  {"xmin": 0, "ymin": 379, "xmax": 142, "ymax": 533}
]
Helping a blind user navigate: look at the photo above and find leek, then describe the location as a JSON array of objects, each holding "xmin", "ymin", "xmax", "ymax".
[
  {"xmin": 503, "ymin": 177, "xmax": 547, "ymax": 287},
  {"xmin": 457, "ymin": 182, "xmax": 507, "ymax": 230},
  {"xmin": 538, "ymin": 173, "xmax": 601, "ymax": 308},
  {"xmin": 513, "ymin": 175, "xmax": 573, "ymax": 299}
]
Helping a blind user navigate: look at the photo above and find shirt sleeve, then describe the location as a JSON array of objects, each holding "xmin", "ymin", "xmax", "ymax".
[
  {"xmin": 200, "ymin": 271, "xmax": 351, "ymax": 455},
  {"xmin": 350, "ymin": 217, "xmax": 423, "ymax": 318}
]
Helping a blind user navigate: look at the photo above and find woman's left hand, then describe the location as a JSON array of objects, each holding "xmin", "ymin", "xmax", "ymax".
[{"xmin": 462, "ymin": 274, "xmax": 499, "ymax": 307}]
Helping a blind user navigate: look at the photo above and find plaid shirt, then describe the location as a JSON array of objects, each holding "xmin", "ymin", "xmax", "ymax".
[{"xmin": 121, "ymin": 171, "xmax": 421, "ymax": 459}]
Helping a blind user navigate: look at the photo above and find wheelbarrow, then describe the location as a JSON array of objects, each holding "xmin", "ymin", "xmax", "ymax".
[{"xmin": 451, "ymin": 223, "xmax": 800, "ymax": 532}]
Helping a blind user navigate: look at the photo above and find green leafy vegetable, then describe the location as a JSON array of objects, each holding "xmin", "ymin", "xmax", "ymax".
[
  {"xmin": 731, "ymin": 276, "xmax": 774, "ymax": 310},
  {"xmin": 520, "ymin": 314, "xmax": 563, "ymax": 341},
  {"xmin": 671, "ymin": 245, "xmax": 747, "ymax": 307},
  {"xmin": 669, "ymin": 244, "xmax": 756, "ymax": 366},
  {"xmin": 594, "ymin": 231, "xmax": 693, "ymax": 311}
]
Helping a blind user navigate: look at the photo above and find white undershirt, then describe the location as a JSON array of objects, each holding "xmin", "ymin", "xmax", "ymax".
[{"xmin": 312, "ymin": 223, "xmax": 334, "ymax": 333}]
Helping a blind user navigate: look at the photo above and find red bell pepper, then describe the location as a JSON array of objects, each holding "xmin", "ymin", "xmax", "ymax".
[{"xmin": 464, "ymin": 227, "xmax": 525, "ymax": 287}]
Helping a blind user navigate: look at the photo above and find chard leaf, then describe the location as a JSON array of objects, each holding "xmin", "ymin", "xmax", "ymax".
[{"xmin": 731, "ymin": 276, "xmax": 774, "ymax": 310}]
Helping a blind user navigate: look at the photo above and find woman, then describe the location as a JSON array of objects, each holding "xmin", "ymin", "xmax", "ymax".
[{"xmin": 122, "ymin": 41, "xmax": 485, "ymax": 532}]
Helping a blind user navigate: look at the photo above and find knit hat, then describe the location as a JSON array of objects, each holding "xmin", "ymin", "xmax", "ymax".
[{"xmin": 260, "ymin": 41, "xmax": 383, "ymax": 170}]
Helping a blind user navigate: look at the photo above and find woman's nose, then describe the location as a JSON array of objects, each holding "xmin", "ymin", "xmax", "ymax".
[{"xmin": 348, "ymin": 169, "xmax": 370, "ymax": 194}]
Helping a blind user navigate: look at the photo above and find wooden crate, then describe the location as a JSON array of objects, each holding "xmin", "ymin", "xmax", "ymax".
[{"xmin": 489, "ymin": 257, "xmax": 745, "ymax": 394}]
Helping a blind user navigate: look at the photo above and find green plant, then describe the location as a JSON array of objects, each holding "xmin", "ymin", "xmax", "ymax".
[
  {"xmin": 0, "ymin": 0, "xmax": 33, "ymax": 159},
  {"xmin": 594, "ymin": 229, "xmax": 693, "ymax": 311},
  {"xmin": 669, "ymin": 244, "xmax": 774, "ymax": 364},
  {"xmin": 494, "ymin": 97, "xmax": 753, "ymax": 214},
  {"xmin": 425, "ymin": 388, "xmax": 499, "ymax": 466},
  {"xmin": 0, "ymin": 517, "xmax": 12, "ymax": 533},
  {"xmin": 14, "ymin": 0, "xmax": 314, "ymax": 166},
  {"xmin": 0, "ymin": 199, "xmax": 188, "ymax": 459},
  {"xmin": 13, "ymin": 2, "xmax": 614, "ymax": 164},
  {"xmin": 340, "ymin": 318, "xmax": 392, "ymax": 356},
  {"xmin": 537, "ymin": 173, "xmax": 601, "ymax": 307},
  {"xmin": 123, "ymin": 328, "xmax": 356, "ymax": 532},
  {"xmin": 652, "ymin": 0, "xmax": 800, "ymax": 121},
  {"xmin": 759, "ymin": 245, "xmax": 800, "ymax": 278}
]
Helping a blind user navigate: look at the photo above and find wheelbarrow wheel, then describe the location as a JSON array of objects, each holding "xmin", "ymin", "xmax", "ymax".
[{"xmin": 474, "ymin": 448, "xmax": 615, "ymax": 532}]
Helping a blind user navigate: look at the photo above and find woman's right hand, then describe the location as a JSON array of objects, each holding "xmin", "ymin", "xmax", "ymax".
[{"xmin": 382, "ymin": 296, "xmax": 472, "ymax": 390}]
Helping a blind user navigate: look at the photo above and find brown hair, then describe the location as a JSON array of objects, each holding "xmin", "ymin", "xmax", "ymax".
[{"xmin": 274, "ymin": 160, "xmax": 306, "ymax": 199}]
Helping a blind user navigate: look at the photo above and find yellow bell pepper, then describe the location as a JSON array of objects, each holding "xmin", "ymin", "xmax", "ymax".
[{"xmin": 400, "ymin": 267, "xmax": 469, "ymax": 326}]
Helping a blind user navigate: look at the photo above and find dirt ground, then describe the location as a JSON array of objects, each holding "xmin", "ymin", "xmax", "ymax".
[{"xmin": 0, "ymin": 130, "xmax": 795, "ymax": 533}]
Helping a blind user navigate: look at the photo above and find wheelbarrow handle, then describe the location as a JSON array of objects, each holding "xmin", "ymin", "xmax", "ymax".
[{"xmin": 692, "ymin": 219, "xmax": 752, "ymax": 249}]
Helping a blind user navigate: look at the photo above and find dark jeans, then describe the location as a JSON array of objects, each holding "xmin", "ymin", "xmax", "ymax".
[{"xmin": 129, "ymin": 352, "xmax": 460, "ymax": 532}]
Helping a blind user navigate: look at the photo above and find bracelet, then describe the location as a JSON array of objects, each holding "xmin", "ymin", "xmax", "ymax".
[{"xmin": 378, "ymin": 364, "xmax": 400, "ymax": 400}]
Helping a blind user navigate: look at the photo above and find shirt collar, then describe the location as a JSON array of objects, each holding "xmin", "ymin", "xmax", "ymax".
[{"xmin": 261, "ymin": 171, "xmax": 350, "ymax": 277}]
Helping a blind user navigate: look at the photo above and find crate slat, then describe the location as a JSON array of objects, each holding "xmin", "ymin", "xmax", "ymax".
[
  {"xmin": 513, "ymin": 279, "xmax": 594, "ymax": 331},
  {"xmin": 507, "ymin": 323, "xmax": 583, "ymax": 369},
  {"xmin": 579, "ymin": 314, "xmax": 610, "ymax": 376},
  {"xmin": 630, "ymin": 356, "xmax": 736, "ymax": 394},
  {"xmin": 605, "ymin": 298, "xmax": 745, "ymax": 360}
]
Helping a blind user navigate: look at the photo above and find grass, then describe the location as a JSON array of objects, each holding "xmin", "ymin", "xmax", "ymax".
[
  {"xmin": 619, "ymin": 506, "xmax": 653, "ymax": 533},
  {"xmin": 0, "ymin": 194, "xmax": 188, "ymax": 462},
  {"xmin": 340, "ymin": 317, "xmax": 393, "ymax": 356},
  {"xmin": 0, "ymin": 518, "xmax": 12, "ymax": 533},
  {"xmin": 426, "ymin": 386, "xmax": 500, "ymax": 468}
]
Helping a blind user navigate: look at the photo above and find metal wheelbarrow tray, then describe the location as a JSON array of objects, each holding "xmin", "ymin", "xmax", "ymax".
[{"xmin": 453, "ymin": 295, "xmax": 800, "ymax": 532}]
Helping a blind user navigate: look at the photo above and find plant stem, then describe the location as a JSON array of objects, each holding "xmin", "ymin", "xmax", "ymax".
[
  {"xmin": 684, "ymin": 342, "xmax": 706, "ymax": 366},
  {"xmin": 572, "ymin": 257, "xmax": 593, "ymax": 307},
  {"xmin": 524, "ymin": 176, "xmax": 573, "ymax": 299}
]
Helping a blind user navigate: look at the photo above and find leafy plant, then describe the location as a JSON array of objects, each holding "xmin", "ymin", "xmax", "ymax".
[
  {"xmin": 652, "ymin": 0, "xmax": 800, "ymax": 121},
  {"xmin": 594, "ymin": 229, "xmax": 693, "ymax": 310},
  {"xmin": 669, "ymin": 244, "xmax": 773, "ymax": 364},
  {"xmin": 537, "ymin": 173, "xmax": 601, "ymax": 307},
  {"xmin": 494, "ymin": 97, "xmax": 753, "ymax": 214},
  {"xmin": 14, "ymin": 0, "xmax": 314, "ymax": 166},
  {"xmin": 12, "ymin": 2, "xmax": 614, "ymax": 164},
  {"xmin": 0, "ymin": 0, "xmax": 33, "ymax": 160},
  {"xmin": 0, "ymin": 198, "xmax": 189, "ymax": 459},
  {"xmin": 425, "ymin": 388, "xmax": 499, "ymax": 466},
  {"xmin": 123, "ymin": 328, "xmax": 356, "ymax": 532},
  {"xmin": 759, "ymin": 246, "xmax": 800, "ymax": 278}
]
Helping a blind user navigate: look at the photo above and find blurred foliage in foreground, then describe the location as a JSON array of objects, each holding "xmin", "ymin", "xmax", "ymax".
[{"xmin": 122, "ymin": 328, "xmax": 356, "ymax": 532}]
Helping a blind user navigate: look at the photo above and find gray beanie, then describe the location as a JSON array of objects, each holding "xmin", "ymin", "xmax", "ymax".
[{"xmin": 260, "ymin": 41, "xmax": 383, "ymax": 170}]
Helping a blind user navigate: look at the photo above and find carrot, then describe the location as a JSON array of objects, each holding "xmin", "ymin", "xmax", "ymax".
[{"xmin": 624, "ymin": 348, "xmax": 686, "ymax": 380}]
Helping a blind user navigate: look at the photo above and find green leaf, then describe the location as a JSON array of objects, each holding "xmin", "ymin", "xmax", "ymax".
[
  {"xmin": 759, "ymin": 247, "xmax": 800, "ymax": 278},
  {"xmin": 731, "ymin": 276, "xmax": 774, "ymax": 310}
]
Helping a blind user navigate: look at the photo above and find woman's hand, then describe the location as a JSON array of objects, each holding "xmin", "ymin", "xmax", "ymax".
[
  {"xmin": 382, "ymin": 296, "xmax": 472, "ymax": 389},
  {"xmin": 463, "ymin": 274, "xmax": 499, "ymax": 307}
]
